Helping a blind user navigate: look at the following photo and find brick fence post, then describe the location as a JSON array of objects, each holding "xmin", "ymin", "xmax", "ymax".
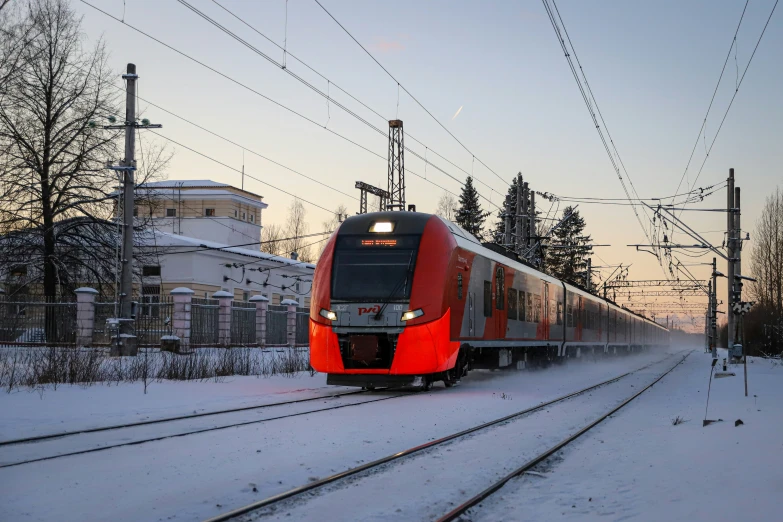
[
  {"xmin": 74, "ymin": 287, "xmax": 98, "ymax": 347},
  {"xmin": 281, "ymin": 299, "xmax": 299, "ymax": 347},
  {"xmin": 249, "ymin": 295, "xmax": 269, "ymax": 347},
  {"xmin": 171, "ymin": 287, "xmax": 194, "ymax": 349},
  {"xmin": 213, "ymin": 291, "xmax": 233, "ymax": 346}
]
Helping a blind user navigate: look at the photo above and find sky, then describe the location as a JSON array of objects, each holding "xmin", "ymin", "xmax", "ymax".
[{"xmin": 72, "ymin": 0, "xmax": 782, "ymax": 331}]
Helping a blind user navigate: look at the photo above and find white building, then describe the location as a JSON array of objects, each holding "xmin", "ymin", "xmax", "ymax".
[{"xmin": 133, "ymin": 180, "xmax": 313, "ymax": 307}]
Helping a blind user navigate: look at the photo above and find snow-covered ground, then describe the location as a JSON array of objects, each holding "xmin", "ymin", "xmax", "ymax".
[
  {"xmin": 470, "ymin": 349, "xmax": 783, "ymax": 522},
  {"xmin": 1, "ymin": 346, "xmax": 778, "ymax": 522}
]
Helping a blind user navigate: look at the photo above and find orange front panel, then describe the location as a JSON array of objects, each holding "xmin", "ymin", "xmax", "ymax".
[
  {"xmin": 309, "ymin": 319, "xmax": 343, "ymax": 373},
  {"xmin": 391, "ymin": 309, "xmax": 459, "ymax": 374}
]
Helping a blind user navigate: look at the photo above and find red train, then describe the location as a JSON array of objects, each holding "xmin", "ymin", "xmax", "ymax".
[{"xmin": 310, "ymin": 211, "xmax": 669, "ymax": 389}]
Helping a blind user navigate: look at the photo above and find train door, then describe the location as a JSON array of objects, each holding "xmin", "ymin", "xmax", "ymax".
[{"xmin": 468, "ymin": 292, "xmax": 475, "ymax": 337}]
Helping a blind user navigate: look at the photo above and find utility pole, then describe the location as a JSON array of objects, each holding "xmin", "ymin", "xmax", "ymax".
[
  {"xmin": 521, "ymin": 181, "xmax": 529, "ymax": 253},
  {"xmin": 727, "ymin": 168, "xmax": 735, "ymax": 355},
  {"xmin": 106, "ymin": 64, "xmax": 161, "ymax": 357},
  {"xmin": 387, "ymin": 120, "xmax": 405, "ymax": 211},
  {"xmin": 585, "ymin": 257, "xmax": 592, "ymax": 292},
  {"xmin": 503, "ymin": 199, "xmax": 512, "ymax": 248},
  {"xmin": 711, "ymin": 256, "xmax": 718, "ymax": 359},
  {"xmin": 732, "ymin": 185, "xmax": 743, "ymax": 361},
  {"xmin": 515, "ymin": 174, "xmax": 523, "ymax": 254}
]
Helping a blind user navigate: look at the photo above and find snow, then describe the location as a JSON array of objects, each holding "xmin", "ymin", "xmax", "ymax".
[
  {"xmin": 470, "ymin": 349, "xmax": 783, "ymax": 522},
  {"xmin": 1, "ymin": 347, "xmax": 779, "ymax": 522}
]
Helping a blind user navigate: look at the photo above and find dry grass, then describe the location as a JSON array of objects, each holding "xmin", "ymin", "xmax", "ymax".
[{"xmin": 0, "ymin": 346, "xmax": 312, "ymax": 393}]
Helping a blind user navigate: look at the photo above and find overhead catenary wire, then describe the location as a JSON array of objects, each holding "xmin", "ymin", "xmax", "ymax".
[
  {"xmin": 312, "ymin": 0, "xmax": 509, "ymax": 190},
  {"xmin": 207, "ymin": 0, "xmax": 502, "ymax": 196},
  {"xmin": 79, "ymin": 1, "xmax": 468, "ymax": 206},
  {"xmin": 543, "ymin": 0, "xmax": 658, "ymax": 251},
  {"xmin": 175, "ymin": 0, "xmax": 500, "ymax": 208}
]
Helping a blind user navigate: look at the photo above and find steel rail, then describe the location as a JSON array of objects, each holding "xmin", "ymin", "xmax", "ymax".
[
  {"xmin": 0, "ymin": 392, "xmax": 410, "ymax": 469},
  {"xmin": 436, "ymin": 351, "xmax": 690, "ymax": 522},
  {"xmin": 0, "ymin": 389, "xmax": 371, "ymax": 447},
  {"xmin": 203, "ymin": 352, "xmax": 676, "ymax": 522}
]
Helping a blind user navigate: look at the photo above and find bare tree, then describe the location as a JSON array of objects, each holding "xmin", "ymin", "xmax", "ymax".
[
  {"xmin": 260, "ymin": 222, "xmax": 285, "ymax": 257},
  {"xmin": 281, "ymin": 199, "xmax": 314, "ymax": 263},
  {"xmin": 435, "ymin": 191, "xmax": 457, "ymax": 221},
  {"xmin": 317, "ymin": 204, "xmax": 347, "ymax": 258},
  {"xmin": 748, "ymin": 188, "xmax": 783, "ymax": 340},
  {"xmin": 0, "ymin": 0, "xmax": 121, "ymax": 299}
]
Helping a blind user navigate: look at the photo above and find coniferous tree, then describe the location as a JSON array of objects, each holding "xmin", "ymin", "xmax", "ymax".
[
  {"xmin": 544, "ymin": 206, "xmax": 593, "ymax": 285},
  {"xmin": 491, "ymin": 175, "xmax": 520, "ymax": 245},
  {"xmin": 455, "ymin": 176, "xmax": 489, "ymax": 240}
]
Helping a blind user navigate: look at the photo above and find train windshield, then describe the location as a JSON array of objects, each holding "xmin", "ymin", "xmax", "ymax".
[{"xmin": 331, "ymin": 235, "xmax": 421, "ymax": 301}]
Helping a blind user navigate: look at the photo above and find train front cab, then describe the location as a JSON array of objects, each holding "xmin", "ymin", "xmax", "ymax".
[{"xmin": 309, "ymin": 212, "xmax": 460, "ymax": 389}]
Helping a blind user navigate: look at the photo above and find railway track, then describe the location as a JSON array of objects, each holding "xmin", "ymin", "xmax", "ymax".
[
  {"xmin": 203, "ymin": 352, "xmax": 684, "ymax": 522},
  {"xmin": 0, "ymin": 388, "xmax": 411, "ymax": 469},
  {"xmin": 437, "ymin": 351, "xmax": 691, "ymax": 522}
]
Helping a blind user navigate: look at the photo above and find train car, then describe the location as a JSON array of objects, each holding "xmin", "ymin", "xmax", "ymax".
[{"xmin": 310, "ymin": 211, "xmax": 669, "ymax": 389}]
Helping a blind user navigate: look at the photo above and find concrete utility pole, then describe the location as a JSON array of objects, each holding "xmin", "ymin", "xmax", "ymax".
[
  {"xmin": 727, "ymin": 168, "xmax": 735, "ymax": 354},
  {"xmin": 521, "ymin": 181, "xmax": 529, "ymax": 252},
  {"xmin": 118, "ymin": 64, "xmax": 138, "ymax": 357},
  {"xmin": 529, "ymin": 189, "xmax": 536, "ymax": 249},
  {"xmin": 732, "ymin": 185, "xmax": 743, "ymax": 360},
  {"xmin": 514, "ymin": 175, "xmax": 523, "ymax": 253},
  {"xmin": 585, "ymin": 257, "xmax": 592, "ymax": 291},
  {"xmin": 711, "ymin": 256, "xmax": 718, "ymax": 359},
  {"xmin": 105, "ymin": 64, "xmax": 161, "ymax": 356}
]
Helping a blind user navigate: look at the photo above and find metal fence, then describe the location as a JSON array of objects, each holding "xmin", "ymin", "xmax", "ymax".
[
  {"xmin": 231, "ymin": 301, "xmax": 256, "ymax": 345},
  {"xmin": 0, "ymin": 297, "xmax": 77, "ymax": 345},
  {"xmin": 92, "ymin": 298, "xmax": 174, "ymax": 346},
  {"xmin": 296, "ymin": 307, "xmax": 309, "ymax": 345},
  {"xmin": 191, "ymin": 297, "xmax": 219, "ymax": 346},
  {"xmin": 266, "ymin": 304, "xmax": 287, "ymax": 346}
]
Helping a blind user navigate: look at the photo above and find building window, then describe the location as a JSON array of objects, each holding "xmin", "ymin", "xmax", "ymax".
[
  {"xmin": 241, "ymin": 211, "xmax": 246, "ymax": 220},
  {"xmin": 250, "ymin": 214, "xmax": 255, "ymax": 223},
  {"xmin": 243, "ymin": 291, "xmax": 249, "ymax": 302},
  {"xmin": 141, "ymin": 285, "xmax": 160, "ymax": 317},
  {"xmin": 205, "ymin": 208, "xmax": 215, "ymax": 217},
  {"xmin": 166, "ymin": 208, "xmax": 176, "ymax": 217},
  {"xmin": 457, "ymin": 273, "xmax": 463, "ymax": 300},
  {"xmin": 142, "ymin": 265, "xmax": 161, "ymax": 277},
  {"xmin": 10, "ymin": 265, "xmax": 27, "ymax": 277},
  {"xmin": 234, "ymin": 209, "xmax": 238, "ymax": 218}
]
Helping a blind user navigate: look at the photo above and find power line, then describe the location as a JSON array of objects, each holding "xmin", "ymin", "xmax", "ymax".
[
  {"xmin": 207, "ymin": 0, "xmax": 501, "ymax": 196},
  {"xmin": 79, "ymin": 1, "xmax": 472, "ymax": 207},
  {"xmin": 541, "ymin": 0, "xmax": 656, "ymax": 251},
  {"xmin": 312, "ymin": 0, "xmax": 509, "ymax": 189},
  {"xmin": 678, "ymin": 0, "xmax": 778, "ymax": 211},
  {"xmin": 670, "ymin": 0, "xmax": 750, "ymax": 206}
]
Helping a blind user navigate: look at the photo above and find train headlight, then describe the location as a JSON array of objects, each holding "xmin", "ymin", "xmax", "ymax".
[
  {"xmin": 319, "ymin": 308, "xmax": 337, "ymax": 321},
  {"xmin": 401, "ymin": 309, "xmax": 424, "ymax": 321},
  {"xmin": 368, "ymin": 221, "xmax": 395, "ymax": 233}
]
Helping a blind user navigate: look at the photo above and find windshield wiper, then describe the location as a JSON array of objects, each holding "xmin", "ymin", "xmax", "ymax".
[{"xmin": 374, "ymin": 251, "xmax": 415, "ymax": 320}]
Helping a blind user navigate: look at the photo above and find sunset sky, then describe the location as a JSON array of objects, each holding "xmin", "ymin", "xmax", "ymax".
[{"xmin": 74, "ymin": 0, "xmax": 782, "ymax": 330}]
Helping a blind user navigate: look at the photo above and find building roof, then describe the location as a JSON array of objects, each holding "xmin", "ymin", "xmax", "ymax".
[
  {"xmin": 137, "ymin": 180, "xmax": 264, "ymax": 200},
  {"xmin": 153, "ymin": 231, "xmax": 316, "ymax": 271}
]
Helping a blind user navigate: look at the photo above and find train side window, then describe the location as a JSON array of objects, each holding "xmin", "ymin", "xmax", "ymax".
[
  {"xmin": 528, "ymin": 293, "xmax": 534, "ymax": 322},
  {"xmin": 534, "ymin": 295, "xmax": 541, "ymax": 322},
  {"xmin": 507, "ymin": 288, "xmax": 517, "ymax": 320},
  {"xmin": 556, "ymin": 301, "xmax": 563, "ymax": 325},
  {"xmin": 483, "ymin": 281, "xmax": 492, "ymax": 317},
  {"xmin": 495, "ymin": 267, "xmax": 504, "ymax": 310},
  {"xmin": 567, "ymin": 304, "xmax": 573, "ymax": 327},
  {"xmin": 457, "ymin": 273, "xmax": 463, "ymax": 300},
  {"xmin": 519, "ymin": 291, "xmax": 526, "ymax": 321}
]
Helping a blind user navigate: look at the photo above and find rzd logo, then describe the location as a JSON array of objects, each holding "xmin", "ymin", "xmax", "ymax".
[{"xmin": 358, "ymin": 305, "xmax": 381, "ymax": 316}]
